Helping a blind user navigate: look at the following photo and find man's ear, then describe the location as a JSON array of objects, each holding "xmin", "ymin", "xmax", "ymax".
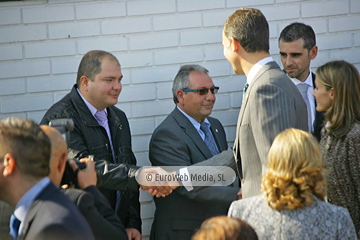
[
  {"xmin": 309, "ymin": 45, "xmax": 318, "ymax": 60},
  {"xmin": 176, "ymin": 89, "xmax": 185, "ymax": 105},
  {"xmin": 230, "ymin": 37, "xmax": 240, "ymax": 52},
  {"xmin": 58, "ymin": 153, "xmax": 68, "ymax": 176},
  {"xmin": 2, "ymin": 153, "xmax": 16, "ymax": 177},
  {"xmin": 79, "ymin": 76, "xmax": 90, "ymax": 91}
]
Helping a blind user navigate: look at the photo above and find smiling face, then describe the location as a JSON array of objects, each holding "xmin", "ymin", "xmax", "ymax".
[
  {"xmin": 81, "ymin": 57, "xmax": 123, "ymax": 110},
  {"xmin": 279, "ymin": 38, "xmax": 317, "ymax": 82},
  {"xmin": 177, "ymin": 71, "xmax": 216, "ymax": 123},
  {"xmin": 312, "ymin": 77, "xmax": 333, "ymax": 112}
]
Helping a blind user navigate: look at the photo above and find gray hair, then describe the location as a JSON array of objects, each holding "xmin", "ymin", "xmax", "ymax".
[{"xmin": 172, "ymin": 65, "xmax": 209, "ymax": 104}]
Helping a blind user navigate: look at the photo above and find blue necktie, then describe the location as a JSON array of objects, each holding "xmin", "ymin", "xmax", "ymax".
[
  {"xmin": 200, "ymin": 122, "xmax": 219, "ymax": 156},
  {"xmin": 94, "ymin": 111, "xmax": 121, "ymax": 212},
  {"xmin": 9, "ymin": 214, "xmax": 21, "ymax": 239}
]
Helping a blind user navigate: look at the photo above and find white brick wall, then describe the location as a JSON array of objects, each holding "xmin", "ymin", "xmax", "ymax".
[{"xmin": 1, "ymin": 0, "xmax": 359, "ymax": 237}]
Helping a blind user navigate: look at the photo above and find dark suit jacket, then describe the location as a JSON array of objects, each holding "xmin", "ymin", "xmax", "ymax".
[
  {"xmin": 1, "ymin": 185, "xmax": 125, "ymax": 240},
  {"xmin": 18, "ymin": 182, "xmax": 94, "ymax": 240},
  {"xmin": 189, "ymin": 61, "xmax": 308, "ymax": 198},
  {"xmin": 0, "ymin": 201, "xmax": 12, "ymax": 240},
  {"xmin": 149, "ymin": 107, "xmax": 239, "ymax": 240},
  {"xmin": 63, "ymin": 186, "xmax": 127, "ymax": 240},
  {"xmin": 311, "ymin": 72, "xmax": 325, "ymax": 141}
]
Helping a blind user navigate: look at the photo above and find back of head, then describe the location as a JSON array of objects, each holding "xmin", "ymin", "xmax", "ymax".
[
  {"xmin": 192, "ymin": 216, "xmax": 258, "ymax": 240},
  {"xmin": 40, "ymin": 125, "xmax": 68, "ymax": 185},
  {"xmin": 76, "ymin": 50, "xmax": 120, "ymax": 87},
  {"xmin": 223, "ymin": 8, "xmax": 269, "ymax": 53},
  {"xmin": 279, "ymin": 22, "xmax": 316, "ymax": 50},
  {"xmin": 172, "ymin": 64, "xmax": 209, "ymax": 104},
  {"xmin": 0, "ymin": 117, "xmax": 50, "ymax": 179},
  {"xmin": 316, "ymin": 60, "xmax": 360, "ymax": 138},
  {"xmin": 262, "ymin": 128, "xmax": 326, "ymax": 211}
]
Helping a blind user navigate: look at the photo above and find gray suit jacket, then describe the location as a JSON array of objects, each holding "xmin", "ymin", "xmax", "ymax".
[
  {"xmin": 189, "ymin": 61, "xmax": 308, "ymax": 198},
  {"xmin": 149, "ymin": 107, "xmax": 238, "ymax": 240}
]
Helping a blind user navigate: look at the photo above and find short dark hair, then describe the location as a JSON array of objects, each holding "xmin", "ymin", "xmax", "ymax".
[
  {"xmin": 279, "ymin": 22, "xmax": 316, "ymax": 50},
  {"xmin": 0, "ymin": 117, "xmax": 51, "ymax": 179},
  {"xmin": 76, "ymin": 50, "xmax": 120, "ymax": 87},
  {"xmin": 224, "ymin": 8, "xmax": 269, "ymax": 53},
  {"xmin": 172, "ymin": 64, "xmax": 209, "ymax": 104}
]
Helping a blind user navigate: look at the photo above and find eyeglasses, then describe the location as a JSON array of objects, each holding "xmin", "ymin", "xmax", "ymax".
[{"xmin": 182, "ymin": 87, "xmax": 219, "ymax": 95}]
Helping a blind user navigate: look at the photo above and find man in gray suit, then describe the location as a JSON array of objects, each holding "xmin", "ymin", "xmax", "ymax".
[
  {"xmin": 177, "ymin": 8, "xmax": 308, "ymax": 199},
  {"xmin": 279, "ymin": 22, "xmax": 325, "ymax": 141},
  {"xmin": 0, "ymin": 117, "xmax": 94, "ymax": 240},
  {"xmin": 149, "ymin": 65, "xmax": 238, "ymax": 240}
]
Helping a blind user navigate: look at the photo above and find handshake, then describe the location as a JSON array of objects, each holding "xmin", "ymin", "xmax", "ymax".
[{"xmin": 136, "ymin": 167, "xmax": 180, "ymax": 198}]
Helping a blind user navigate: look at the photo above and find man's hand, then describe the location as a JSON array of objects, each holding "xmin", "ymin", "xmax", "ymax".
[
  {"xmin": 68, "ymin": 158, "xmax": 97, "ymax": 189},
  {"xmin": 137, "ymin": 167, "xmax": 179, "ymax": 197},
  {"xmin": 126, "ymin": 228, "xmax": 141, "ymax": 240}
]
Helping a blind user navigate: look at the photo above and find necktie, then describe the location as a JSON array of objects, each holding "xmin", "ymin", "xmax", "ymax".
[
  {"xmin": 200, "ymin": 122, "xmax": 219, "ymax": 156},
  {"xmin": 9, "ymin": 214, "xmax": 21, "ymax": 239},
  {"xmin": 242, "ymin": 83, "xmax": 249, "ymax": 102},
  {"xmin": 94, "ymin": 110, "xmax": 121, "ymax": 212},
  {"xmin": 297, "ymin": 83, "xmax": 312, "ymax": 132}
]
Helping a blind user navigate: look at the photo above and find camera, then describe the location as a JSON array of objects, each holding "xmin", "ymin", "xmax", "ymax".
[{"xmin": 49, "ymin": 119, "xmax": 86, "ymax": 188}]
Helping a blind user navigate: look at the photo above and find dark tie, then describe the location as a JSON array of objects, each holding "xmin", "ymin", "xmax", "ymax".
[
  {"xmin": 243, "ymin": 83, "xmax": 249, "ymax": 102},
  {"xmin": 200, "ymin": 122, "xmax": 219, "ymax": 156},
  {"xmin": 9, "ymin": 214, "xmax": 21, "ymax": 239},
  {"xmin": 296, "ymin": 83, "xmax": 312, "ymax": 132},
  {"xmin": 94, "ymin": 110, "xmax": 121, "ymax": 212}
]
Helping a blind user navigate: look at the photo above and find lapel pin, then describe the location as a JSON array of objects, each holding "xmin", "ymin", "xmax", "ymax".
[{"xmin": 215, "ymin": 129, "xmax": 218, "ymax": 132}]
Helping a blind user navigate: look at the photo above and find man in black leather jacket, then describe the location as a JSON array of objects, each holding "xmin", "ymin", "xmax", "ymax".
[{"xmin": 41, "ymin": 50, "xmax": 142, "ymax": 239}]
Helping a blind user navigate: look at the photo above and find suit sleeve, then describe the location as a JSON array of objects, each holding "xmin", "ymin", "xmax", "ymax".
[
  {"xmin": 250, "ymin": 83, "xmax": 297, "ymax": 171},
  {"xmin": 149, "ymin": 127, "xmax": 238, "ymax": 204},
  {"xmin": 69, "ymin": 188, "xmax": 127, "ymax": 240}
]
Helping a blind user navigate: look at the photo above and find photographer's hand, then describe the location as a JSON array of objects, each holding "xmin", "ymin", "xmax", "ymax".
[{"xmin": 68, "ymin": 158, "xmax": 97, "ymax": 189}]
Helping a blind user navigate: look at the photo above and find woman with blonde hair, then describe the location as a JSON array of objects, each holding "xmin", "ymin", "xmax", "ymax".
[
  {"xmin": 313, "ymin": 60, "xmax": 360, "ymax": 236},
  {"xmin": 228, "ymin": 128, "xmax": 356, "ymax": 239}
]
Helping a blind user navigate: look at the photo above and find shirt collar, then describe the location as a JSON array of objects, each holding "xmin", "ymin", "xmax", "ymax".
[
  {"xmin": 14, "ymin": 177, "xmax": 51, "ymax": 222},
  {"xmin": 176, "ymin": 106, "xmax": 210, "ymax": 132},
  {"xmin": 76, "ymin": 88, "xmax": 108, "ymax": 117},
  {"xmin": 288, "ymin": 69, "xmax": 314, "ymax": 87},
  {"xmin": 247, "ymin": 56, "xmax": 274, "ymax": 85}
]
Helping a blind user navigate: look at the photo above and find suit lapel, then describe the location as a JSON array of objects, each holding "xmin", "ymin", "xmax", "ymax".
[
  {"xmin": 208, "ymin": 119, "xmax": 226, "ymax": 152},
  {"xmin": 172, "ymin": 108, "xmax": 213, "ymax": 159},
  {"xmin": 18, "ymin": 183, "xmax": 54, "ymax": 240}
]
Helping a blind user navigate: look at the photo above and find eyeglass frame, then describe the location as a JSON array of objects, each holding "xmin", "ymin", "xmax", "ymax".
[{"xmin": 181, "ymin": 86, "xmax": 219, "ymax": 95}]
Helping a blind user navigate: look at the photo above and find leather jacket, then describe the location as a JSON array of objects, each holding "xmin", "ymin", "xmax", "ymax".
[{"xmin": 41, "ymin": 85, "xmax": 141, "ymax": 231}]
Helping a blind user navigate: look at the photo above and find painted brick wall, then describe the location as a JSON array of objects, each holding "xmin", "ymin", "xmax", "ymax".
[{"xmin": 1, "ymin": 0, "xmax": 359, "ymax": 238}]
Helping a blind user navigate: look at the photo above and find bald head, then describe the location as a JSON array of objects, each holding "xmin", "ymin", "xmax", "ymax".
[{"xmin": 40, "ymin": 125, "xmax": 68, "ymax": 185}]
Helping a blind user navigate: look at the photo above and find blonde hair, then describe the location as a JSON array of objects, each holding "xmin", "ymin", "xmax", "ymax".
[
  {"xmin": 192, "ymin": 216, "xmax": 258, "ymax": 240},
  {"xmin": 262, "ymin": 128, "xmax": 326, "ymax": 211},
  {"xmin": 316, "ymin": 60, "xmax": 360, "ymax": 139}
]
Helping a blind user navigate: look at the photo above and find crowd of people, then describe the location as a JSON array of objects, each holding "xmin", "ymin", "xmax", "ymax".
[{"xmin": 0, "ymin": 6, "xmax": 359, "ymax": 240}]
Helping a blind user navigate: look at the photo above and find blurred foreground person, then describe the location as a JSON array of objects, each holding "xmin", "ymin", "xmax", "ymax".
[
  {"xmin": 228, "ymin": 128, "xmax": 356, "ymax": 239},
  {"xmin": 192, "ymin": 216, "xmax": 258, "ymax": 240},
  {"xmin": 313, "ymin": 60, "xmax": 360, "ymax": 236},
  {"xmin": 0, "ymin": 117, "xmax": 93, "ymax": 240}
]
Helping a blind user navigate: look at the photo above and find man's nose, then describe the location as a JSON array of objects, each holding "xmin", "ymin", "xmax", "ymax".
[{"xmin": 113, "ymin": 81, "xmax": 122, "ymax": 90}]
